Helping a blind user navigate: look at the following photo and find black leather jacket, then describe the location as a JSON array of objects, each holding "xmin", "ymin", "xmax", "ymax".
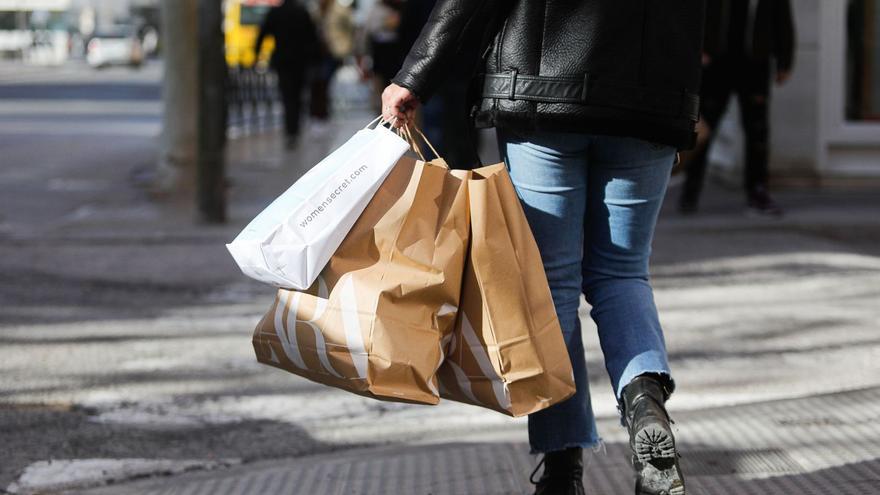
[{"xmin": 392, "ymin": 0, "xmax": 706, "ymax": 149}]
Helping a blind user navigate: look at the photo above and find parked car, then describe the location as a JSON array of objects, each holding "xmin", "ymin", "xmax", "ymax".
[{"xmin": 86, "ymin": 28, "xmax": 143, "ymax": 68}]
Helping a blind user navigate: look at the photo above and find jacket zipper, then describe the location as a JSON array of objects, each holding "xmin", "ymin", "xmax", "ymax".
[
  {"xmin": 638, "ymin": 0, "xmax": 649, "ymax": 84},
  {"xmin": 495, "ymin": 17, "xmax": 509, "ymax": 73},
  {"xmin": 488, "ymin": 16, "xmax": 509, "ymax": 113},
  {"xmin": 744, "ymin": 0, "xmax": 758, "ymax": 55}
]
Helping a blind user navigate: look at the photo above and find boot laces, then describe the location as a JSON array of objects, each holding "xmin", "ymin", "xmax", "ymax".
[{"xmin": 529, "ymin": 455, "xmax": 583, "ymax": 487}]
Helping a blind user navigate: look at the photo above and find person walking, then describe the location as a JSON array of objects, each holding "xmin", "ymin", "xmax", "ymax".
[
  {"xmin": 255, "ymin": 0, "xmax": 319, "ymax": 148},
  {"xmin": 382, "ymin": 1, "xmax": 704, "ymax": 494},
  {"xmin": 679, "ymin": 0, "xmax": 795, "ymax": 216},
  {"xmin": 356, "ymin": 0, "xmax": 405, "ymax": 114},
  {"xmin": 308, "ymin": 0, "xmax": 354, "ymax": 123}
]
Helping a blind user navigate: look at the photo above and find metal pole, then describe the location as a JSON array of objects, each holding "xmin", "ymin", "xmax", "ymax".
[
  {"xmin": 197, "ymin": 0, "xmax": 227, "ymax": 223},
  {"xmin": 157, "ymin": 0, "xmax": 198, "ymax": 196}
]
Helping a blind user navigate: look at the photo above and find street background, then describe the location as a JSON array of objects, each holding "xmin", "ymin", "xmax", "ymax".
[{"xmin": 2, "ymin": 1, "xmax": 880, "ymax": 494}]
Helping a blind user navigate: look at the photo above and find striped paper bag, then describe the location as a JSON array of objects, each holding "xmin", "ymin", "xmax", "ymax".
[
  {"xmin": 252, "ymin": 156, "xmax": 470, "ymax": 404},
  {"xmin": 438, "ymin": 163, "xmax": 576, "ymax": 416}
]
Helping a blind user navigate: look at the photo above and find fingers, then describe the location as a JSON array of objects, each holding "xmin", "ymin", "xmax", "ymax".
[
  {"xmin": 382, "ymin": 103, "xmax": 408, "ymax": 127},
  {"xmin": 381, "ymin": 84, "xmax": 416, "ymax": 127},
  {"xmin": 380, "ymin": 86, "xmax": 395, "ymax": 124},
  {"xmin": 382, "ymin": 104, "xmax": 407, "ymax": 127}
]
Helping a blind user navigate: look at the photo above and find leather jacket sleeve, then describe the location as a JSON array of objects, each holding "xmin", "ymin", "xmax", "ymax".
[{"xmin": 391, "ymin": 0, "xmax": 501, "ymax": 101}]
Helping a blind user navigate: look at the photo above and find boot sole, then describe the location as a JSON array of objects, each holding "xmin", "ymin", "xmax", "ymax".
[{"xmin": 632, "ymin": 424, "xmax": 685, "ymax": 495}]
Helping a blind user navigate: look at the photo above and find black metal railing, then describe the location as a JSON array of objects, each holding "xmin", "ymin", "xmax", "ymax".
[{"xmin": 226, "ymin": 66, "xmax": 279, "ymax": 135}]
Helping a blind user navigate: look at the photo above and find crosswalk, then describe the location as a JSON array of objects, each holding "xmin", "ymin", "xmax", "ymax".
[
  {"xmin": 0, "ymin": 62, "xmax": 78, "ymax": 84},
  {"xmin": 0, "ymin": 60, "xmax": 161, "ymax": 85},
  {"xmin": 0, "ymin": 60, "xmax": 162, "ymax": 137}
]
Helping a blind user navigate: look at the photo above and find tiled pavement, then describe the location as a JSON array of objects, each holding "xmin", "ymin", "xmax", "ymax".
[{"xmin": 80, "ymin": 387, "xmax": 880, "ymax": 494}]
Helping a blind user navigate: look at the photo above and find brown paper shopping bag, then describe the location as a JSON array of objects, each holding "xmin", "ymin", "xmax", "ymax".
[
  {"xmin": 438, "ymin": 163, "xmax": 576, "ymax": 416},
  {"xmin": 252, "ymin": 155, "xmax": 470, "ymax": 405}
]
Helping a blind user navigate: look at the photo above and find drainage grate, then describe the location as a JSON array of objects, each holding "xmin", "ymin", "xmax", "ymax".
[{"xmin": 682, "ymin": 448, "xmax": 803, "ymax": 476}]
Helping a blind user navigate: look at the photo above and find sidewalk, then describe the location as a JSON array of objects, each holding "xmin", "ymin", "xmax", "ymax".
[
  {"xmin": 78, "ymin": 387, "xmax": 880, "ymax": 495},
  {"xmin": 0, "ymin": 115, "xmax": 370, "ymax": 324},
  {"xmin": 3, "ymin": 113, "xmax": 880, "ymax": 494},
  {"xmin": 71, "ymin": 139, "xmax": 880, "ymax": 493}
]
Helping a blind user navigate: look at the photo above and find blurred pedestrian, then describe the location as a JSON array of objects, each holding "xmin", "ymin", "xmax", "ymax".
[
  {"xmin": 255, "ymin": 0, "xmax": 319, "ymax": 148},
  {"xmin": 356, "ymin": 0, "xmax": 404, "ymax": 114},
  {"xmin": 396, "ymin": 0, "xmax": 480, "ymax": 169},
  {"xmin": 309, "ymin": 0, "xmax": 355, "ymax": 125},
  {"xmin": 679, "ymin": 0, "xmax": 795, "ymax": 216},
  {"xmin": 382, "ymin": 0, "xmax": 703, "ymax": 494}
]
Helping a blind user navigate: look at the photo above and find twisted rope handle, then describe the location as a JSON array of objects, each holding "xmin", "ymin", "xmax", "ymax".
[
  {"xmin": 406, "ymin": 124, "xmax": 441, "ymax": 160},
  {"xmin": 399, "ymin": 125, "xmax": 427, "ymax": 161}
]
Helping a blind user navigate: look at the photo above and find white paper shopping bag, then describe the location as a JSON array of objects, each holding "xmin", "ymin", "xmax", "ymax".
[{"xmin": 227, "ymin": 118, "xmax": 410, "ymax": 289}]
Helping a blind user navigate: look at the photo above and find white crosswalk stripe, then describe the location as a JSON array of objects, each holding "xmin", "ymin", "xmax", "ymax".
[{"xmin": 0, "ymin": 60, "xmax": 161, "ymax": 85}]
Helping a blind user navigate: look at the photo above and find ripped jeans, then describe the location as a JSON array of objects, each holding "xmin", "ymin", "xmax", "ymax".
[{"xmin": 498, "ymin": 129, "xmax": 676, "ymax": 454}]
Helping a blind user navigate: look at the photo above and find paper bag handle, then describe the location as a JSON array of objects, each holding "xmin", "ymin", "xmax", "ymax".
[
  {"xmin": 405, "ymin": 124, "xmax": 442, "ymax": 161},
  {"xmin": 369, "ymin": 118, "xmax": 446, "ymax": 167},
  {"xmin": 366, "ymin": 115, "xmax": 406, "ymax": 132},
  {"xmin": 364, "ymin": 115, "xmax": 383, "ymax": 129},
  {"xmin": 399, "ymin": 125, "xmax": 428, "ymax": 161}
]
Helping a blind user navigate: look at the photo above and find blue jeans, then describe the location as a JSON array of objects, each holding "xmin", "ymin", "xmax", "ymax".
[{"xmin": 497, "ymin": 129, "xmax": 676, "ymax": 454}]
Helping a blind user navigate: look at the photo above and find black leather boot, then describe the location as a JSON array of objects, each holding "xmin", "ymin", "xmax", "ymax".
[
  {"xmin": 530, "ymin": 447, "xmax": 586, "ymax": 495},
  {"xmin": 620, "ymin": 375, "xmax": 685, "ymax": 495}
]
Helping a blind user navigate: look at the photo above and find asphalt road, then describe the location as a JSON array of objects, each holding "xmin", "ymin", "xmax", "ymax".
[
  {"xmin": 1, "ymin": 60, "xmax": 879, "ymax": 494},
  {"xmin": 0, "ymin": 60, "xmax": 383, "ymax": 491},
  {"xmin": 0, "ymin": 60, "xmax": 162, "ymax": 242}
]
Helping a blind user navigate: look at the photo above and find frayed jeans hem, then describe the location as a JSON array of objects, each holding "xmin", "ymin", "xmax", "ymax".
[{"xmin": 529, "ymin": 437, "xmax": 604, "ymax": 455}]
